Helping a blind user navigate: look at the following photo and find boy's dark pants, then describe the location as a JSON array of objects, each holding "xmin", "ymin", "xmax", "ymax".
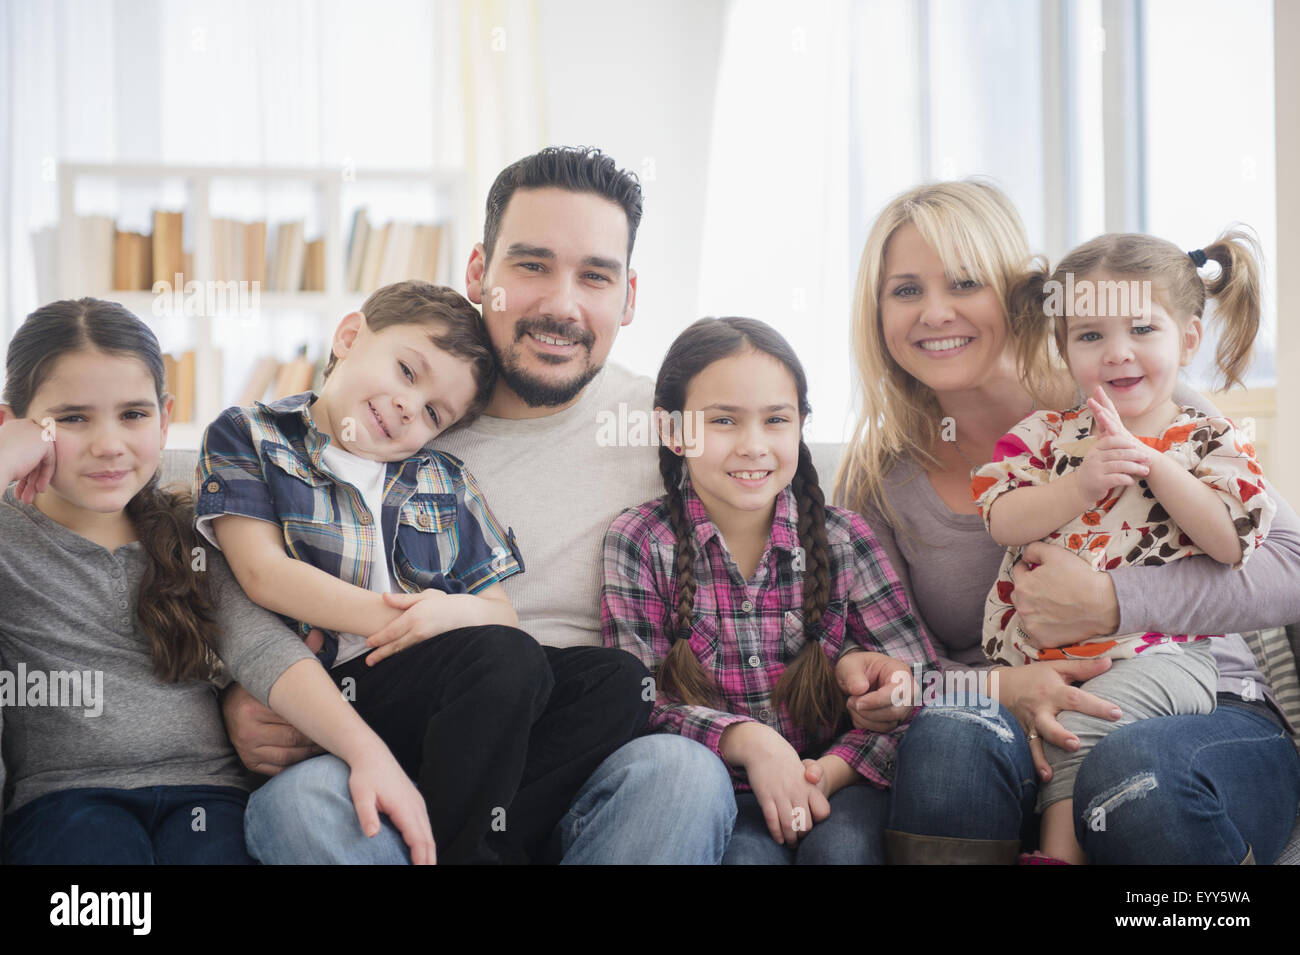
[{"xmin": 330, "ymin": 625, "xmax": 650, "ymax": 863}]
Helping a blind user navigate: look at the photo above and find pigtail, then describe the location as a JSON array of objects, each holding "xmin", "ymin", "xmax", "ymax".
[
  {"xmin": 126, "ymin": 477, "xmax": 220, "ymax": 683},
  {"xmin": 1007, "ymin": 257, "xmax": 1057, "ymax": 406},
  {"xmin": 1200, "ymin": 228, "xmax": 1262, "ymax": 391},
  {"xmin": 770, "ymin": 442, "xmax": 842, "ymax": 739},
  {"xmin": 655, "ymin": 446, "xmax": 723, "ymax": 709}
]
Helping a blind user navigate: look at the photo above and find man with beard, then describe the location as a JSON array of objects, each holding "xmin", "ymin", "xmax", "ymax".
[{"xmin": 221, "ymin": 147, "xmax": 737, "ymax": 863}]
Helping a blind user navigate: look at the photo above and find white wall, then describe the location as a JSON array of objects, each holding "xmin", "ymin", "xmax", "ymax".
[{"xmin": 537, "ymin": 0, "xmax": 727, "ymax": 380}]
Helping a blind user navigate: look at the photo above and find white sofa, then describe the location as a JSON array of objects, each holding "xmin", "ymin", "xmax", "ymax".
[{"xmin": 161, "ymin": 445, "xmax": 1300, "ymax": 863}]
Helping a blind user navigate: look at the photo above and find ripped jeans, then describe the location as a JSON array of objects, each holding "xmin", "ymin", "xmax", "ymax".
[{"xmin": 889, "ymin": 692, "xmax": 1300, "ymax": 864}]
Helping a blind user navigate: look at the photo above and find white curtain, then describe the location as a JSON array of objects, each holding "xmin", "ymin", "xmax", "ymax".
[{"xmin": 697, "ymin": 0, "xmax": 1046, "ymax": 444}]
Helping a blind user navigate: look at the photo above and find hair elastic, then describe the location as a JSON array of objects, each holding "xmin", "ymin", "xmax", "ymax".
[{"xmin": 1188, "ymin": 249, "xmax": 1208, "ymax": 267}]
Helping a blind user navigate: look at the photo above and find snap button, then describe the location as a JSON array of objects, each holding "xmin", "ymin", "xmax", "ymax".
[
  {"xmin": 747, "ymin": 654, "xmax": 761, "ymax": 668},
  {"xmin": 759, "ymin": 708, "xmax": 772, "ymax": 722}
]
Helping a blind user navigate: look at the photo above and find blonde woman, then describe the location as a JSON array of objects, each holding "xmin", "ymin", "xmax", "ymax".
[{"xmin": 833, "ymin": 180, "xmax": 1300, "ymax": 864}]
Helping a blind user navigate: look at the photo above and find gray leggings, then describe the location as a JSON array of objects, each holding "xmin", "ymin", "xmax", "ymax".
[{"xmin": 1039, "ymin": 640, "xmax": 1218, "ymax": 810}]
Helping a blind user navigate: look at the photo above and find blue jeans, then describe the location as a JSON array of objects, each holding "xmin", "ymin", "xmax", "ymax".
[
  {"xmin": 889, "ymin": 697, "xmax": 1300, "ymax": 863},
  {"xmin": 3, "ymin": 785, "xmax": 255, "ymax": 865},
  {"xmin": 244, "ymin": 734, "xmax": 736, "ymax": 864},
  {"xmin": 722, "ymin": 785, "xmax": 891, "ymax": 864}
]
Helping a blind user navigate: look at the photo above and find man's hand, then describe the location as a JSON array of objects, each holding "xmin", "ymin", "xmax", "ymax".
[
  {"xmin": 221, "ymin": 682, "xmax": 324, "ymax": 776},
  {"xmin": 1010, "ymin": 542, "xmax": 1120, "ymax": 646},
  {"xmin": 837, "ymin": 650, "xmax": 919, "ymax": 732}
]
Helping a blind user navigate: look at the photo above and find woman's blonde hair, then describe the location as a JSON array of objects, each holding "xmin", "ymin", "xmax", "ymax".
[
  {"xmin": 835, "ymin": 179, "xmax": 1061, "ymax": 520},
  {"xmin": 1010, "ymin": 228, "xmax": 1263, "ymax": 393}
]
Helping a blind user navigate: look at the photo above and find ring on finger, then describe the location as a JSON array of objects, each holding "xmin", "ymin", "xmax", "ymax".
[{"xmin": 1026, "ymin": 729, "xmax": 1040, "ymax": 741}]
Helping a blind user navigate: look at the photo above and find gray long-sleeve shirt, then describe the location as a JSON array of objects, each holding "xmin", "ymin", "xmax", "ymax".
[{"xmin": 0, "ymin": 486, "xmax": 315, "ymax": 815}]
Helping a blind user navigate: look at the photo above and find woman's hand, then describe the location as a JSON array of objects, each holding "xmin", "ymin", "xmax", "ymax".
[
  {"xmin": 347, "ymin": 750, "xmax": 437, "ymax": 865},
  {"xmin": 993, "ymin": 660, "xmax": 1123, "ymax": 782},
  {"xmin": 837, "ymin": 650, "xmax": 919, "ymax": 732},
  {"xmin": 1010, "ymin": 543, "xmax": 1121, "ymax": 645},
  {"xmin": 0, "ymin": 405, "xmax": 56, "ymax": 502}
]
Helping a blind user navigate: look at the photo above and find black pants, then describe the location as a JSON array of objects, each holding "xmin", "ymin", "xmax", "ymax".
[{"xmin": 330, "ymin": 625, "xmax": 650, "ymax": 863}]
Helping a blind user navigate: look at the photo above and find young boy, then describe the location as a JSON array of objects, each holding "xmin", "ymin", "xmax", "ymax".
[{"xmin": 194, "ymin": 280, "xmax": 650, "ymax": 863}]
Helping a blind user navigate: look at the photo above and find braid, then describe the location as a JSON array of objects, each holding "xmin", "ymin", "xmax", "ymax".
[
  {"xmin": 655, "ymin": 447, "xmax": 722, "ymax": 708},
  {"xmin": 771, "ymin": 442, "xmax": 843, "ymax": 738},
  {"xmin": 794, "ymin": 442, "xmax": 831, "ymax": 628}
]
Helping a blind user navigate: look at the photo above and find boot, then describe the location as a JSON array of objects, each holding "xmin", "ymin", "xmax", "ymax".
[{"xmin": 885, "ymin": 829, "xmax": 1020, "ymax": 865}]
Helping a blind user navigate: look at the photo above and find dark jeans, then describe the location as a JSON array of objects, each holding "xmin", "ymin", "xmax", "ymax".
[
  {"xmin": 889, "ymin": 694, "xmax": 1300, "ymax": 863},
  {"xmin": 330, "ymin": 625, "xmax": 651, "ymax": 863},
  {"xmin": 2, "ymin": 785, "xmax": 255, "ymax": 865}
]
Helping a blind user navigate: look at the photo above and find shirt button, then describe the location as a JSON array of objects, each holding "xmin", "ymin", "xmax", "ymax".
[
  {"xmin": 759, "ymin": 708, "xmax": 772, "ymax": 722},
  {"xmin": 111, "ymin": 567, "xmax": 122, "ymax": 578},
  {"xmin": 740, "ymin": 600, "xmax": 754, "ymax": 613},
  {"xmin": 359, "ymin": 512, "xmax": 372, "ymax": 525},
  {"xmin": 747, "ymin": 654, "xmax": 761, "ymax": 668},
  {"xmin": 206, "ymin": 481, "xmax": 220, "ymax": 494},
  {"xmin": 118, "ymin": 599, "xmax": 128, "ymax": 609}
]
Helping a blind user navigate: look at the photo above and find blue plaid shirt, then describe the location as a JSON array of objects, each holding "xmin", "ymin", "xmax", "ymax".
[{"xmin": 194, "ymin": 392, "xmax": 525, "ymax": 666}]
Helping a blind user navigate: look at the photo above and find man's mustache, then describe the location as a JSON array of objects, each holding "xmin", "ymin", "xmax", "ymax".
[{"xmin": 513, "ymin": 319, "xmax": 595, "ymax": 350}]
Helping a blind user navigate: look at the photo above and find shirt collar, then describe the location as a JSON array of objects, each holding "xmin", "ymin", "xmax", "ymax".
[
  {"xmin": 679, "ymin": 474, "xmax": 801, "ymax": 555},
  {"xmin": 254, "ymin": 391, "xmax": 433, "ymax": 471}
]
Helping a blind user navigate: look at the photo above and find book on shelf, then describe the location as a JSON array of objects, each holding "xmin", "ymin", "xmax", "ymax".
[
  {"xmin": 235, "ymin": 355, "xmax": 280, "ymax": 407},
  {"xmin": 161, "ymin": 350, "xmax": 196, "ymax": 423},
  {"xmin": 347, "ymin": 207, "xmax": 445, "ymax": 294},
  {"xmin": 303, "ymin": 238, "xmax": 326, "ymax": 292},
  {"xmin": 112, "ymin": 229, "xmax": 153, "ymax": 290},
  {"xmin": 152, "ymin": 211, "xmax": 185, "ymax": 288},
  {"xmin": 345, "ymin": 208, "xmax": 371, "ymax": 293},
  {"xmin": 271, "ymin": 346, "xmax": 317, "ymax": 400}
]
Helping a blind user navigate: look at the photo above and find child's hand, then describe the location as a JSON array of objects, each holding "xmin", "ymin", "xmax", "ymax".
[
  {"xmin": 347, "ymin": 750, "xmax": 436, "ymax": 865},
  {"xmin": 1075, "ymin": 386, "xmax": 1150, "ymax": 504},
  {"xmin": 0, "ymin": 406, "xmax": 56, "ymax": 502},
  {"xmin": 743, "ymin": 732, "xmax": 831, "ymax": 847},
  {"xmin": 365, "ymin": 590, "xmax": 452, "ymax": 664}
]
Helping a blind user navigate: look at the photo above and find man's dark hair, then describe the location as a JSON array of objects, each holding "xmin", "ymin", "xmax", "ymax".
[{"xmin": 482, "ymin": 146, "xmax": 643, "ymax": 267}]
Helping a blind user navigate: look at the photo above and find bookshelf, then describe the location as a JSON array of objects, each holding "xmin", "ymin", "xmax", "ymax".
[{"xmin": 57, "ymin": 162, "xmax": 465, "ymax": 448}]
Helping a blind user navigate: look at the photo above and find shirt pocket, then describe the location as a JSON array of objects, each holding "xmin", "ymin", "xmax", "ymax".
[
  {"xmin": 687, "ymin": 610, "xmax": 722, "ymax": 667},
  {"xmin": 262, "ymin": 443, "xmax": 335, "ymax": 525},
  {"xmin": 394, "ymin": 493, "xmax": 466, "ymax": 592},
  {"xmin": 782, "ymin": 599, "xmax": 847, "ymax": 660}
]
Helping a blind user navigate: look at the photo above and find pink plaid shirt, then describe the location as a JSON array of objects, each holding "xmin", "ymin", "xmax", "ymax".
[{"xmin": 600, "ymin": 477, "xmax": 937, "ymax": 789}]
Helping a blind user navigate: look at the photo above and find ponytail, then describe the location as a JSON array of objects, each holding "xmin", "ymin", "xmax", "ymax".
[
  {"xmin": 127, "ymin": 478, "xmax": 221, "ymax": 683},
  {"xmin": 1007, "ymin": 257, "xmax": 1059, "ymax": 407},
  {"xmin": 1199, "ymin": 228, "xmax": 1262, "ymax": 390}
]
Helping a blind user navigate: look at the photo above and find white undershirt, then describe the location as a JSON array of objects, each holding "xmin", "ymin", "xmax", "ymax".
[{"xmin": 317, "ymin": 442, "xmax": 398, "ymax": 667}]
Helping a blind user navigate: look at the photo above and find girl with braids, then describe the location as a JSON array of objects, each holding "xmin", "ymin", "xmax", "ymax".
[
  {"xmin": 0, "ymin": 298, "xmax": 434, "ymax": 864},
  {"xmin": 600, "ymin": 317, "xmax": 936, "ymax": 864},
  {"xmin": 970, "ymin": 229, "xmax": 1276, "ymax": 864}
]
